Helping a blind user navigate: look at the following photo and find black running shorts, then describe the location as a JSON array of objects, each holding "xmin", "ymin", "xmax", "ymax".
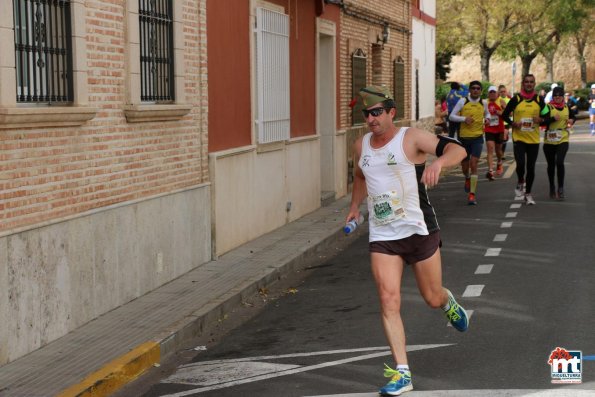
[{"xmin": 369, "ymin": 231, "xmax": 442, "ymax": 265}]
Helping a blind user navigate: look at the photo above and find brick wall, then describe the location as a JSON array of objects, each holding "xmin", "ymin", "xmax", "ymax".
[
  {"xmin": 338, "ymin": 0, "xmax": 412, "ymax": 131},
  {"xmin": 0, "ymin": 0, "xmax": 208, "ymax": 235}
]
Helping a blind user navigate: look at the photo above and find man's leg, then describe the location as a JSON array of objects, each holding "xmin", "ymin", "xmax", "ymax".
[
  {"xmin": 411, "ymin": 248, "xmax": 447, "ymax": 309},
  {"xmin": 461, "ymin": 139, "xmax": 471, "ymax": 193},
  {"xmin": 513, "ymin": 141, "xmax": 526, "ymax": 196},
  {"xmin": 524, "ymin": 143, "xmax": 540, "ymax": 194},
  {"xmin": 469, "ymin": 155, "xmax": 479, "ymax": 193},
  {"xmin": 495, "ymin": 140, "xmax": 503, "ymax": 174},
  {"xmin": 485, "ymin": 139, "xmax": 494, "ymax": 172},
  {"xmin": 370, "ymin": 252, "xmax": 408, "ymax": 365},
  {"xmin": 412, "ymin": 248, "xmax": 469, "ymax": 332},
  {"xmin": 485, "ymin": 139, "xmax": 495, "ymax": 180}
]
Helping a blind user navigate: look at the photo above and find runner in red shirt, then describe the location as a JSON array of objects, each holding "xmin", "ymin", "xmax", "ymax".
[{"xmin": 484, "ymin": 86, "xmax": 506, "ymax": 180}]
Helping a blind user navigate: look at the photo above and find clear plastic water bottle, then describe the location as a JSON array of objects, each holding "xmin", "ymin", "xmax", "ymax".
[{"xmin": 344, "ymin": 214, "xmax": 365, "ymax": 234}]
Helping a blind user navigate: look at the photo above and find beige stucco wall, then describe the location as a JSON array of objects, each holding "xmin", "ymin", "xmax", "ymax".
[{"xmin": 210, "ymin": 138, "xmax": 326, "ymax": 257}]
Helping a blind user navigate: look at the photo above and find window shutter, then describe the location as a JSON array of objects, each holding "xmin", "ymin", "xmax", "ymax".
[
  {"xmin": 394, "ymin": 57, "xmax": 405, "ymax": 120},
  {"xmin": 351, "ymin": 48, "xmax": 367, "ymax": 125},
  {"xmin": 255, "ymin": 8, "xmax": 290, "ymax": 143}
]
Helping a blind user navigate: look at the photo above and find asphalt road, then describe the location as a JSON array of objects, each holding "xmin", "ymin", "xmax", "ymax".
[{"xmin": 117, "ymin": 120, "xmax": 595, "ymax": 397}]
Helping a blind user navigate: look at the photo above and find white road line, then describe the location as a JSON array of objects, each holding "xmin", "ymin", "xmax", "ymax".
[
  {"xmin": 178, "ymin": 346, "xmax": 396, "ymax": 367},
  {"xmin": 493, "ymin": 234, "xmax": 507, "ymax": 242},
  {"xmin": 485, "ymin": 248, "xmax": 501, "ymax": 256},
  {"xmin": 503, "ymin": 161, "xmax": 516, "ymax": 179},
  {"xmin": 505, "ymin": 212, "xmax": 517, "ymax": 218},
  {"xmin": 475, "ymin": 264, "xmax": 493, "ymax": 274},
  {"xmin": 514, "ymin": 195, "xmax": 524, "ymax": 201},
  {"xmin": 462, "ymin": 285, "xmax": 484, "ymax": 297},
  {"xmin": 510, "ymin": 203, "xmax": 522, "ymax": 209},
  {"xmin": 500, "ymin": 221, "xmax": 513, "ymax": 228},
  {"xmin": 160, "ymin": 345, "xmax": 454, "ymax": 396},
  {"xmin": 306, "ymin": 390, "xmax": 595, "ymax": 397}
]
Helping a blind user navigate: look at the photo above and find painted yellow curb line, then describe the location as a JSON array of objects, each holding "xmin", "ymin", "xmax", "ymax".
[{"xmin": 56, "ymin": 341, "xmax": 160, "ymax": 397}]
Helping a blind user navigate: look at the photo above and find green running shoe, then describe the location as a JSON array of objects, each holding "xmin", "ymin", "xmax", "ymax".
[
  {"xmin": 379, "ymin": 364, "xmax": 413, "ymax": 396},
  {"xmin": 444, "ymin": 289, "xmax": 469, "ymax": 332}
]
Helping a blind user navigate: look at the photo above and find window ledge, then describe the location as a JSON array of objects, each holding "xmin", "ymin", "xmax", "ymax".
[
  {"xmin": 123, "ymin": 104, "xmax": 192, "ymax": 123},
  {"xmin": 0, "ymin": 106, "xmax": 98, "ymax": 129}
]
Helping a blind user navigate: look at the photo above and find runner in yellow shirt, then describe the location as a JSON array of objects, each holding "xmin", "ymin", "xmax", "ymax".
[
  {"xmin": 543, "ymin": 86, "xmax": 576, "ymax": 200},
  {"xmin": 502, "ymin": 74, "xmax": 548, "ymax": 205},
  {"xmin": 449, "ymin": 80, "xmax": 490, "ymax": 205}
]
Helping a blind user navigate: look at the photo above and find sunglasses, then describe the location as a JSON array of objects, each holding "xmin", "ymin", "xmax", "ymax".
[
  {"xmin": 362, "ymin": 107, "xmax": 389, "ymax": 118},
  {"xmin": 470, "ymin": 86, "xmax": 482, "ymax": 90}
]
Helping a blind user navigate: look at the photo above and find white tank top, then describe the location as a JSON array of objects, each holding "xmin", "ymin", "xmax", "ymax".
[{"xmin": 359, "ymin": 127, "xmax": 439, "ymax": 242}]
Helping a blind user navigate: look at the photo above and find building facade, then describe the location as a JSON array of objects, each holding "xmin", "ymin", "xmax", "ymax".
[
  {"xmin": 0, "ymin": 0, "xmax": 210, "ymax": 364},
  {"xmin": 207, "ymin": 0, "xmax": 346, "ymax": 257},
  {"xmin": 0, "ymin": 0, "xmax": 430, "ymax": 365}
]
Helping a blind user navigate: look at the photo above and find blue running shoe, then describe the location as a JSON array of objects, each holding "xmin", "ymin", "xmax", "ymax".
[
  {"xmin": 444, "ymin": 289, "xmax": 469, "ymax": 332},
  {"xmin": 379, "ymin": 364, "xmax": 413, "ymax": 396}
]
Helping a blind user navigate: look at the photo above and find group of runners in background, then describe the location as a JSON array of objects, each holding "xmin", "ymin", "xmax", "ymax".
[{"xmin": 434, "ymin": 74, "xmax": 592, "ymax": 205}]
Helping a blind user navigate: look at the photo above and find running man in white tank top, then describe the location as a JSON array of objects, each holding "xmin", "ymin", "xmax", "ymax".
[{"xmin": 346, "ymin": 85, "xmax": 470, "ymax": 396}]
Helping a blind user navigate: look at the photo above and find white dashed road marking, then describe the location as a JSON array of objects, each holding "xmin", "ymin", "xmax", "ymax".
[
  {"xmin": 475, "ymin": 264, "xmax": 493, "ymax": 274},
  {"xmin": 485, "ymin": 248, "xmax": 501, "ymax": 256},
  {"xmin": 510, "ymin": 203, "xmax": 522, "ymax": 209},
  {"xmin": 462, "ymin": 285, "xmax": 484, "ymax": 297},
  {"xmin": 505, "ymin": 212, "xmax": 518, "ymax": 218},
  {"xmin": 500, "ymin": 221, "xmax": 513, "ymax": 228},
  {"xmin": 493, "ymin": 234, "xmax": 507, "ymax": 242}
]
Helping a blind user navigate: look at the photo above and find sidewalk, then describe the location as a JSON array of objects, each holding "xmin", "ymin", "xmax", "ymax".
[{"xmin": 0, "ymin": 196, "xmax": 362, "ymax": 397}]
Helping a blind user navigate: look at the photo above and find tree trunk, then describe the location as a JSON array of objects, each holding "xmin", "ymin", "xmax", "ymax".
[
  {"xmin": 521, "ymin": 54, "xmax": 536, "ymax": 78},
  {"xmin": 480, "ymin": 49, "xmax": 490, "ymax": 82},
  {"xmin": 479, "ymin": 45, "xmax": 495, "ymax": 82},
  {"xmin": 575, "ymin": 35, "xmax": 587, "ymax": 88},
  {"xmin": 580, "ymin": 60, "xmax": 587, "ymax": 88},
  {"xmin": 545, "ymin": 52, "xmax": 555, "ymax": 83}
]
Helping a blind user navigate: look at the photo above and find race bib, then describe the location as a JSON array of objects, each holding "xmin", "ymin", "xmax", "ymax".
[
  {"xmin": 591, "ymin": 102, "xmax": 595, "ymax": 109},
  {"xmin": 520, "ymin": 117, "xmax": 534, "ymax": 132},
  {"xmin": 489, "ymin": 115, "xmax": 500, "ymax": 126},
  {"xmin": 545, "ymin": 129, "xmax": 563, "ymax": 142},
  {"xmin": 370, "ymin": 191, "xmax": 405, "ymax": 226}
]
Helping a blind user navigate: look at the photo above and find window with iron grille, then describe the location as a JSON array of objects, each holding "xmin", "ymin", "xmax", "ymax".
[
  {"xmin": 13, "ymin": 0, "xmax": 73, "ymax": 104},
  {"xmin": 393, "ymin": 57, "xmax": 405, "ymax": 120},
  {"xmin": 351, "ymin": 48, "xmax": 367, "ymax": 125},
  {"xmin": 139, "ymin": 0, "xmax": 174, "ymax": 102}
]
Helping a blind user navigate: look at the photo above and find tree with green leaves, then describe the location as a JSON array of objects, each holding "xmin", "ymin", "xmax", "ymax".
[
  {"xmin": 572, "ymin": 2, "xmax": 595, "ymax": 87},
  {"xmin": 495, "ymin": 0, "xmax": 590, "ymax": 78},
  {"xmin": 437, "ymin": 0, "xmax": 521, "ymax": 82},
  {"xmin": 437, "ymin": 0, "xmax": 594, "ymax": 82}
]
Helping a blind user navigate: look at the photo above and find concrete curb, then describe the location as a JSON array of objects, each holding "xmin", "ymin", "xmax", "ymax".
[
  {"xmin": 156, "ymin": 226, "xmax": 353, "ymax": 359},
  {"xmin": 56, "ymin": 342, "xmax": 160, "ymax": 397}
]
